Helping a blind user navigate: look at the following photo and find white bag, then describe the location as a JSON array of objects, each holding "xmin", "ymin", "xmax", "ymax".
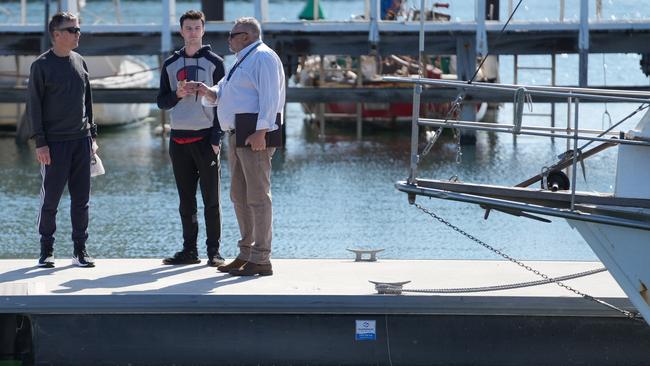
[{"xmin": 90, "ymin": 153, "xmax": 105, "ymax": 177}]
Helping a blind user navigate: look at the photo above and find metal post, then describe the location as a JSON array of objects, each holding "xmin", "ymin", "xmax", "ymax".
[
  {"xmin": 113, "ymin": 0, "xmax": 123, "ymax": 24},
  {"xmin": 158, "ymin": 55, "xmax": 167, "ymax": 142},
  {"xmin": 457, "ymin": 36, "xmax": 477, "ymax": 143},
  {"xmin": 42, "ymin": 0, "xmax": 51, "ymax": 52},
  {"xmin": 418, "ymin": 0, "xmax": 425, "ymax": 75},
  {"xmin": 356, "ymin": 57, "xmax": 363, "ymax": 140},
  {"xmin": 570, "ymin": 98, "xmax": 579, "ymax": 211},
  {"xmin": 255, "ymin": 0, "xmax": 269, "ymax": 23},
  {"xmin": 21, "ymin": 0, "xmax": 27, "ymax": 24},
  {"xmin": 513, "ymin": 54, "xmax": 518, "ymax": 84},
  {"xmin": 559, "ymin": 0, "xmax": 565, "ymax": 22},
  {"xmin": 408, "ymin": 0, "xmax": 425, "ymax": 184},
  {"xmin": 318, "ymin": 55, "xmax": 325, "ymax": 138},
  {"xmin": 369, "ymin": 0, "xmax": 380, "ymax": 45},
  {"xmin": 578, "ymin": 0, "xmax": 589, "ymax": 87},
  {"xmin": 161, "ymin": 0, "xmax": 172, "ymax": 56},
  {"xmin": 475, "ymin": 0, "xmax": 487, "ymax": 58},
  {"xmin": 551, "ymin": 54, "xmax": 556, "ymax": 141},
  {"xmin": 512, "ymin": 54, "xmax": 518, "ymax": 144},
  {"xmin": 565, "ymin": 95, "xmax": 572, "ymax": 176},
  {"xmin": 313, "ymin": 0, "xmax": 319, "ymax": 21}
]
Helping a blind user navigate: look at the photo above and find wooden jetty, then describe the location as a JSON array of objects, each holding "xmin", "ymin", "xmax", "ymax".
[
  {"xmin": 2, "ymin": 0, "xmax": 650, "ymax": 105},
  {"xmin": 2, "ymin": 258, "xmax": 650, "ymax": 365}
]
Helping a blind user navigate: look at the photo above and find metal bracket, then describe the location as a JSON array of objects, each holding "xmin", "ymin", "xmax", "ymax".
[
  {"xmin": 347, "ymin": 248, "xmax": 384, "ymax": 262},
  {"xmin": 369, "ymin": 280, "xmax": 411, "ymax": 295}
]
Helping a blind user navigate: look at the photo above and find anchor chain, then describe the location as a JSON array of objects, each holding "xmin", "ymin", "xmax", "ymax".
[{"xmin": 412, "ymin": 202, "xmax": 641, "ymax": 321}]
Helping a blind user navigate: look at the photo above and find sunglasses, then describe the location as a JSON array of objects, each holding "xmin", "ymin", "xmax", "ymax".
[
  {"xmin": 228, "ymin": 31, "xmax": 248, "ymax": 39},
  {"xmin": 58, "ymin": 26, "xmax": 81, "ymax": 34}
]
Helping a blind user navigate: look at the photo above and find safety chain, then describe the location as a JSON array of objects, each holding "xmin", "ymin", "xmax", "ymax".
[{"xmin": 413, "ymin": 202, "xmax": 641, "ymax": 320}]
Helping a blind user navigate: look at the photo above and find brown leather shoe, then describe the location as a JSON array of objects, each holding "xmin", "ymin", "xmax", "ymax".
[
  {"xmin": 229, "ymin": 262, "xmax": 273, "ymax": 276},
  {"xmin": 217, "ymin": 258, "xmax": 247, "ymax": 273}
]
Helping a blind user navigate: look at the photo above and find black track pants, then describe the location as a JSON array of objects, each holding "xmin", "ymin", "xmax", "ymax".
[
  {"xmin": 169, "ymin": 138, "xmax": 221, "ymax": 255},
  {"xmin": 38, "ymin": 137, "xmax": 91, "ymax": 251}
]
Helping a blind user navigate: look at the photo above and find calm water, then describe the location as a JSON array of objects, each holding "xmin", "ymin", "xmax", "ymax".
[{"xmin": 1, "ymin": 0, "xmax": 649, "ymax": 260}]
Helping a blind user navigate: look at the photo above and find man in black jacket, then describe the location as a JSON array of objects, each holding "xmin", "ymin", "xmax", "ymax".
[{"xmin": 28, "ymin": 12, "xmax": 97, "ymax": 268}]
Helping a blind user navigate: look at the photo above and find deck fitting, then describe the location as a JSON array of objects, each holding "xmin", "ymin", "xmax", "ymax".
[
  {"xmin": 369, "ymin": 280, "xmax": 411, "ymax": 294},
  {"xmin": 347, "ymin": 248, "xmax": 385, "ymax": 262}
]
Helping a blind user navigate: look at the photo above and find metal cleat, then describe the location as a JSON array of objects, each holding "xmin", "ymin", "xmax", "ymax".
[
  {"xmin": 346, "ymin": 248, "xmax": 385, "ymax": 262},
  {"xmin": 369, "ymin": 280, "xmax": 411, "ymax": 295}
]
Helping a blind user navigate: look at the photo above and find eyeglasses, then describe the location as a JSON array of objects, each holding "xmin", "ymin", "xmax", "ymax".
[
  {"xmin": 58, "ymin": 26, "xmax": 81, "ymax": 34},
  {"xmin": 228, "ymin": 31, "xmax": 248, "ymax": 39}
]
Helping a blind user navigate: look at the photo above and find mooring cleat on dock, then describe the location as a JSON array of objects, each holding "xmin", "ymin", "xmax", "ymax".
[
  {"xmin": 369, "ymin": 280, "xmax": 411, "ymax": 295},
  {"xmin": 346, "ymin": 248, "xmax": 385, "ymax": 262}
]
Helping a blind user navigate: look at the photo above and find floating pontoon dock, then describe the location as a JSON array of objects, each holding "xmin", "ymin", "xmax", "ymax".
[{"xmin": 1, "ymin": 258, "xmax": 650, "ymax": 365}]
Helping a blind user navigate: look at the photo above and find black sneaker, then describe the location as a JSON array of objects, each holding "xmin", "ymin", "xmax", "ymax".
[
  {"xmin": 162, "ymin": 249, "xmax": 201, "ymax": 265},
  {"xmin": 37, "ymin": 250, "xmax": 54, "ymax": 268},
  {"xmin": 207, "ymin": 252, "xmax": 225, "ymax": 267},
  {"xmin": 72, "ymin": 249, "xmax": 95, "ymax": 268}
]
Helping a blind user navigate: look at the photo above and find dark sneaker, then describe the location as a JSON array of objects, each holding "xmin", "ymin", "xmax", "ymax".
[
  {"xmin": 162, "ymin": 249, "xmax": 201, "ymax": 265},
  {"xmin": 207, "ymin": 252, "xmax": 225, "ymax": 267},
  {"xmin": 37, "ymin": 250, "xmax": 54, "ymax": 268},
  {"xmin": 72, "ymin": 249, "xmax": 95, "ymax": 268}
]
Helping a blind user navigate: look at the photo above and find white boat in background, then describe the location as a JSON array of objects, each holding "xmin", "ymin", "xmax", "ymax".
[
  {"xmin": 392, "ymin": 76, "xmax": 650, "ymax": 326},
  {"xmin": 0, "ymin": 55, "xmax": 154, "ymax": 129}
]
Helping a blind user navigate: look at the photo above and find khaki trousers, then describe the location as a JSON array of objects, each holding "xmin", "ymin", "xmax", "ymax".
[{"xmin": 228, "ymin": 133, "xmax": 275, "ymax": 264}]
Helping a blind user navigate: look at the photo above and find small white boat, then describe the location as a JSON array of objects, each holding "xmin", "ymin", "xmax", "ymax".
[
  {"xmin": 391, "ymin": 76, "xmax": 650, "ymax": 326},
  {"xmin": 0, "ymin": 55, "xmax": 153, "ymax": 129}
]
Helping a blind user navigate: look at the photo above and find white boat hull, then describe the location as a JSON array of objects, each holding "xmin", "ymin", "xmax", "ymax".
[
  {"xmin": 568, "ymin": 218, "xmax": 650, "ymax": 323},
  {"xmin": 0, "ymin": 55, "xmax": 153, "ymax": 128}
]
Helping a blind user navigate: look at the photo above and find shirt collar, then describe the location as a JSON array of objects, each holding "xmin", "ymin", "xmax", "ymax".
[{"xmin": 236, "ymin": 40, "xmax": 262, "ymax": 59}]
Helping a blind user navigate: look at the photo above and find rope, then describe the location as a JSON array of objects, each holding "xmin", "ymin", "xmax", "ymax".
[{"xmin": 378, "ymin": 267, "xmax": 606, "ymax": 294}]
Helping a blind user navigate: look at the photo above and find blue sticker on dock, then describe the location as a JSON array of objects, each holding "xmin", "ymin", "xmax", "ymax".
[{"xmin": 355, "ymin": 320, "xmax": 376, "ymax": 340}]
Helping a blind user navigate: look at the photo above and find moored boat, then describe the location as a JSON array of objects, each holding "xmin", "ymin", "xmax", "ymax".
[
  {"xmin": 393, "ymin": 76, "xmax": 650, "ymax": 325},
  {"xmin": 295, "ymin": 1, "xmax": 496, "ymax": 126},
  {"xmin": 0, "ymin": 55, "xmax": 154, "ymax": 129}
]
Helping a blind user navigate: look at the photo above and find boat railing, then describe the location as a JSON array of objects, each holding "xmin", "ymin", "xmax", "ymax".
[
  {"xmin": 383, "ymin": 76, "xmax": 650, "ymax": 103},
  {"xmin": 388, "ymin": 73, "xmax": 650, "ymax": 215}
]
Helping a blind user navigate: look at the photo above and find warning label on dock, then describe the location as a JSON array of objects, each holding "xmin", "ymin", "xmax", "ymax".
[{"xmin": 355, "ymin": 320, "xmax": 376, "ymax": 340}]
